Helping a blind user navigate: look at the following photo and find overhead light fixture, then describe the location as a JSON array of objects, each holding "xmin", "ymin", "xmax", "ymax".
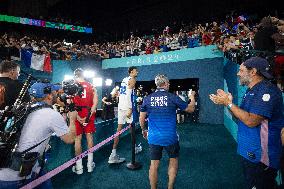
[
  {"xmin": 83, "ymin": 70, "xmax": 95, "ymax": 78},
  {"xmin": 64, "ymin": 75, "xmax": 73, "ymax": 81},
  {"xmin": 93, "ymin": 78, "xmax": 102, "ymax": 86},
  {"xmin": 105, "ymin": 79, "xmax": 112, "ymax": 86}
]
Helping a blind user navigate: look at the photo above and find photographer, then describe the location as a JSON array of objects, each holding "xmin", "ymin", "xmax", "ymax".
[
  {"xmin": 0, "ymin": 60, "xmax": 30, "ymax": 110},
  {"xmin": 0, "ymin": 82, "xmax": 75, "ymax": 189},
  {"xmin": 70, "ymin": 68, "xmax": 98, "ymax": 174}
]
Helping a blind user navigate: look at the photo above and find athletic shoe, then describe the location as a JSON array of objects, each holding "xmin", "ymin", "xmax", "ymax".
[
  {"xmin": 108, "ymin": 154, "xmax": 125, "ymax": 164},
  {"xmin": 72, "ymin": 165, "xmax": 83, "ymax": 175},
  {"xmin": 87, "ymin": 162, "xmax": 95, "ymax": 173}
]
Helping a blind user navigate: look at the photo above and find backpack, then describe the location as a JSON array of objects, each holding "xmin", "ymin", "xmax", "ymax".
[{"xmin": 0, "ymin": 103, "xmax": 52, "ymax": 168}]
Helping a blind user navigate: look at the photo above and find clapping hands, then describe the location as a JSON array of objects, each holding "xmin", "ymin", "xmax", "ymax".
[{"xmin": 209, "ymin": 89, "xmax": 233, "ymax": 106}]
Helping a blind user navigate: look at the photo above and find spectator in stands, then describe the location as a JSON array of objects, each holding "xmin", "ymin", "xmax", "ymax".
[
  {"xmin": 272, "ymin": 18, "xmax": 284, "ymax": 52},
  {"xmin": 211, "ymin": 21, "xmax": 222, "ymax": 44},
  {"xmin": 145, "ymin": 41, "xmax": 152, "ymax": 54},
  {"xmin": 202, "ymin": 31, "xmax": 212, "ymax": 46},
  {"xmin": 0, "ymin": 35, "xmax": 9, "ymax": 61},
  {"xmin": 153, "ymin": 46, "xmax": 161, "ymax": 54},
  {"xmin": 254, "ymin": 16, "xmax": 278, "ymax": 52},
  {"xmin": 188, "ymin": 33, "xmax": 199, "ymax": 48},
  {"xmin": 1, "ymin": 13, "xmax": 282, "ymax": 63},
  {"xmin": 169, "ymin": 34, "xmax": 180, "ymax": 50}
]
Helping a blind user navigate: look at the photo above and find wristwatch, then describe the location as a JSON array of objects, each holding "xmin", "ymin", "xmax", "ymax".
[{"xmin": 227, "ymin": 103, "xmax": 233, "ymax": 110}]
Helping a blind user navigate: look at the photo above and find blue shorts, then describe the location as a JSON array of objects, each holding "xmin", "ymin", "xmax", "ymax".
[{"xmin": 149, "ymin": 142, "xmax": 180, "ymax": 160}]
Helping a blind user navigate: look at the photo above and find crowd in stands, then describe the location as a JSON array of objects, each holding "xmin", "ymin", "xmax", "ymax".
[
  {"xmin": 0, "ymin": 14, "xmax": 284, "ymax": 89},
  {"xmin": 0, "ymin": 14, "xmax": 283, "ymax": 62}
]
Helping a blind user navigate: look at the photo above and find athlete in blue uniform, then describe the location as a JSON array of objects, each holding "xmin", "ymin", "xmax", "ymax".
[
  {"xmin": 210, "ymin": 57, "xmax": 284, "ymax": 189},
  {"xmin": 139, "ymin": 74, "xmax": 196, "ymax": 189}
]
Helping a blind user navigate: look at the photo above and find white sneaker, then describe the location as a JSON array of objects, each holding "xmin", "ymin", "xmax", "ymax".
[
  {"xmin": 108, "ymin": 154, "xmax": 126, "ymax": 164},
  {"xmin": 72, "ymin": 165, "xmax": 83, "ymax": 175},
  {"xmin": 87, "ymin": 162, "xmax": 95, "ymax": 173}
]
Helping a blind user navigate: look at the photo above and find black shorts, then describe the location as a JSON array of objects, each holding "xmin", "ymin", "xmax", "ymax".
[
  {"xmin": 241, "ymin": 157, "xmax": 277, "ymax": 189},
  {"xmin": 149, "ymin": 142, "xmax": 180, "ymax": 160}
]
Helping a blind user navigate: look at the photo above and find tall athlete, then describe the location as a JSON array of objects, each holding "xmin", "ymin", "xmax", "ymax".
[
  {"xmin": 108, "ymin": 66, "xmax": 138, "ymax": 163},
  {"xmin": 71, "ymin": 68, "xmax": 98, "ymax": 174}
]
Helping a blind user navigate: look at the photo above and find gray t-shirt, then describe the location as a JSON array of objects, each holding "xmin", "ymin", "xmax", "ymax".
[{"xmin": 0, "ymin": 107, "xmax": 69, "ymax": 181}]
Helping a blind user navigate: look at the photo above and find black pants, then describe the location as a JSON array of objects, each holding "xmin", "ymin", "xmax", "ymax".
[{"xmin": 241, "ymin": 157, "xmax": 277, "ymax": 189}]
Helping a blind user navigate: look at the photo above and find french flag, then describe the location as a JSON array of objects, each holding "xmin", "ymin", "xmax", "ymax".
[{"xmin": 21, "ymin": 49, "xmax": 52, "ymax": 73}]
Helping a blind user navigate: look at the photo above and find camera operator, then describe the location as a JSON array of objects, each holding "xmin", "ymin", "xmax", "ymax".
[
  {"xmin": 0, "ymin": 60, "xmax": 30, "ymax": 110},
  {"xmin": 0, "ymin": 82, "xmax": 75, "ymax": 189},
  {"xmin": 70, "ymin": 68, "xmax": 98, "ymax": 174}
]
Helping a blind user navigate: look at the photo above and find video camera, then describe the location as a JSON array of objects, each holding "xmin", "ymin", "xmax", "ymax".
[
  {"xmin": 62, "ymin": 79, "xmax": 84, "ymax": 96},
  {"xmin": 59, "ymin": 79, "xmax": 84, "ymax": 112}
]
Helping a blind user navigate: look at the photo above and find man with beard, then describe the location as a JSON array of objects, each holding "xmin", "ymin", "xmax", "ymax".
[{"xmin": 210, "ymin": 57, "xmax": 284, "ymax": 189}]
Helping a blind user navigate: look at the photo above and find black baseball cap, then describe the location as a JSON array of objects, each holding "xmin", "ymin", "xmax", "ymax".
[{"xmin": 243, "ymin": 57, "xmax": 273, "ymax": 79}]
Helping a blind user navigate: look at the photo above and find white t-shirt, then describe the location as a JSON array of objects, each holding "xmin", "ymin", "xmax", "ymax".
[
  {"xmin": 118, "ymin": 76, "xmax": 133, "ymax": 110},
  {"xmin": 0, "ymin": 107, "xmax": 69, "ymax": 181}
]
